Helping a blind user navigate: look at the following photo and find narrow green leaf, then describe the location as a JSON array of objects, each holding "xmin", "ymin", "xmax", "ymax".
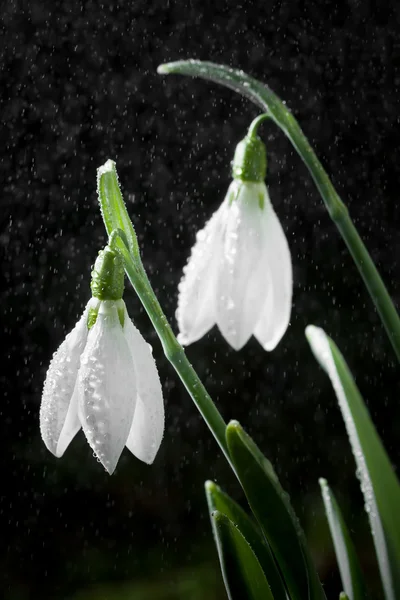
[
  {"xmin": 306, "ymin": 325, "xmax": 400, "ymax": 600},
  {"xmin": 340, "ymin": 594, "xmax": 350, "ymax": 600},
  {"xmin": 97, "ymin": 159, "xmax": 140, "ymax": 259},
  {"xmin": 319, "ymin": 478, "xmax": 369, "ymax": 600},
  {"xmin": 226, "ymin": 421, "xmax": 326, "ymax": 600},
  {"xmin": 211, "ymin": 510, "xmax": 274, "ymax": 600},
  {"xmin": 205, "ymin": 481, "xmax": 287, "ymax": 600},
  {"xmin": 157, "ymin": 60, "xmax": 400, "ymax": 362}
]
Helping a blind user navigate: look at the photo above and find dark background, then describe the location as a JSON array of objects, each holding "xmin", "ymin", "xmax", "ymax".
[{"xmin": 1, "ymin": 0, "xmax": 400, "ymax": 598}]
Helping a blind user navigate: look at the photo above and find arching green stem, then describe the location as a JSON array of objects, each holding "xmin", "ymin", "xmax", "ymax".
[{"xmin": 247, "ymin": 113, "xmax": 271, "ymax": 139}]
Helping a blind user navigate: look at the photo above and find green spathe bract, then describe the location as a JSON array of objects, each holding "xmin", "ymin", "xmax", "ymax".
[{"xmin": 97, "ymin": 159, "xmax": 140, "ymax": 260}]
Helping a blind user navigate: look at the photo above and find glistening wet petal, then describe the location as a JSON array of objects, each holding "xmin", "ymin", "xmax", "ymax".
[
  {"xmin": 177, "ymin": 201, "xmax": 228, "ymax": 345},
  {"xmin": 254, "ymin": 197, "xmax": 292, "ymax": 351},
  {"xmin": 123, "ymin": 310, "xmax": 164, "ymax": 464},
  {"xmin": 78, "ymin": 301, "xmax": 137, "ymax": 474},
  {"xmin": 216, "ymin": 182, "xmax": 267, "ymax": 350},
  {"xmin": 40, "ymin": 302, "xmax": 91, "ymax": 457}
]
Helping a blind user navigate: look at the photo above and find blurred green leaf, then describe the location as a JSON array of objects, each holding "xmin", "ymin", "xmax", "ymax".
[
  {"xmin": 306, "ymin": 325, "xmax": 400, "ymax": 600},
  {"xmin": 205, "ymin": 481, "xmax": 287, "ymax": 600},
  {"xmin": 226, "ymin": 421, "xmax": 326, "ymax": 600},
  {"xmin": 68, "ymin": 562, "xmax": 223, "ymax": 600},
  {"xmin": 211, "ymin": 510, "xmax": 273, "ymax": 600},
  {"xmin": 319, "ymin": 478, "xmax": 369, "ymax": 600},
  {"xmin": 340, "ymin": 594, "xmax": 350, "ymax": 600}
]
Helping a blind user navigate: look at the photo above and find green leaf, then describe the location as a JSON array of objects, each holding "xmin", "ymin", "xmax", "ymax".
[
  {"xmin": 319, "ymin": 478, "xmax": 369, "ymax": 600},
  {"xmin": 97, "ymin": 159, "xmax": 140, "ymax": 259},
  {"xmin": 340, "ymin": 594, "xmax": 350, "ymax": 600},
  {"xmin": 210, "ymin": 510, "xmax": 273, "ymax": 600},
  {"xmin": 306, "ymin": 325, "xmax": 400, "ymax": 600},
  {"xmin": 205, "ymin": 481, "xmax": 287, "ymax": 600},
  {"xmin": 157, "ymin": 60, "xmax": 400, "ymax": 362},
  {"xmin": 226, "ymin": 421, "xmax": 326, "ymax": 600}
]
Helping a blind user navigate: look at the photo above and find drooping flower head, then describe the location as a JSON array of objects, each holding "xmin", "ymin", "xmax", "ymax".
[
  {"xmin": 40, "ymin": 244, "xmax": 164, "ymax": 474},
  {"xmin": 177, "ymin": 115, "xmax": 293, "ymax": 351}
]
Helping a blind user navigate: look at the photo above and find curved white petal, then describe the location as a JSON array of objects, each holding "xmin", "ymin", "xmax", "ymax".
[
  {"xmin": 254, "ymin": 190, "xmax": 292, "ymax": 351},
  {"xmin": 216, "ymin": 181, "xmax": 267, "ymax": 350},
  {"xmin": 123, "ymin": 309, "xmax": 164, "ymax": 464},
  {"xmin": 40, "ymin": 300, "xmax": 93, "ymax": 457},
  {"xmin": 78, "ymin": 301, "xmax": 137, "ymax": 474},
  {"xmin": 176, "ymin": 199, "xmax": 228, "ymax": 345}
]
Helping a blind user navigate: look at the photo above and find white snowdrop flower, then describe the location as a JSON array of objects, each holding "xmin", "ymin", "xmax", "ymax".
[
  {"xmin": 40, "ymin": 246, "xmax": 164, "ymax": 474},
  {"xmin": 177, "ymin": 118, "xmax": 292, "ymax": 351}
]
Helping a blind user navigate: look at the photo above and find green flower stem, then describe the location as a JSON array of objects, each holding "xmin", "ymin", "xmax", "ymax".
[
  {"xmin": 122, "ymin": 246, "xmax": 229, "ymax": 461},
  {"xmin": 247, "ymin": 113, "xmax": 271, "ymax": 139},
  {"xmin": 158, "ymin": 60, "xmax": 400, "ymax": 361},
  {"xmin": 97, "ymin": 161, "xmax": 229, "ymax": 463}
]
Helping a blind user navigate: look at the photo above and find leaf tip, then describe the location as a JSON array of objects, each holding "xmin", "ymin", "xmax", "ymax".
[
  {"xmin": 205, "ymin": 480, "xmax": 218, "ymax": 494},
  {"xmin": 226, "ymin": 420, "xmax": 242, "ymax": 446},
  {"xmin": 157, "ymin": 64, "xmax": 170, "ymax": 75},
  {"xmin": 305, "ymin": 323, "xmax": 320, "ymax": 343},
  {"xmin": 97, "ymin": 158, "xmax": 116, "ymax": 179},
  {"xmin": 318, "ymin": 477, "xmax": 328, "ymax": 489},
  {"xmin": 305, "ymin": 325, "xmax": 332, "ymax": 373},
  {"xmin": 227, "ymin": 419, "xmax": 241, "ymax": 432}
]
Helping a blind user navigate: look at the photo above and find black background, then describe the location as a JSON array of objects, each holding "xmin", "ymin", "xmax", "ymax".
[{"xmin": 1, "ymin": 0, "xmax": 400, "ymax": 598}]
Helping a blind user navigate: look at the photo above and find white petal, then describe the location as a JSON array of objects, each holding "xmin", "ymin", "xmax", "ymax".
[
  {"xmin": 77, "ymin": 301, "xmax": 137, "ymax": 474},
  {"xmin": 216, "ymin": 182, "xmax": 267, "ymax": 350},
  {"xmin": 254, "ymin": 190, "xmax": 292, "ymax": 351},
  {"xmin": 176, "ymin": 199, "xmax": 228, "ymax": 345},
  {"xmin": 123, "ymin": 309, "xmax": 164, "ymax": 464},
  {"xmin": 40, "ymin": 300, "xmax": 92, "ymax": 457}
]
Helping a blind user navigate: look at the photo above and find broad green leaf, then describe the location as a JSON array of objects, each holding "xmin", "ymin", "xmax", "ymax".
[
  {"xmin": 211, "ymin": 510, "xmax": 274, "ymax": 600},
  {"xmin": 226, "ymin": 421, "xmax": 326, "ymax": 600},
  {"xmin": 157, "ymin": 60, "xmax": 400, "ymax": 362},
  {"xmin": 306, "ymin": 325, "xmax": 400, "ymax": 600},
  {"xmin": 319, "ymin": 478, "xmax": 369, "ymax": 600},
  {"xmin": 97, "ymin": 159, "xmax": 140, "ymax": 259},
  {"xmin": 205, "ymin": 481, "xmax": 287, "ymax": 600}
]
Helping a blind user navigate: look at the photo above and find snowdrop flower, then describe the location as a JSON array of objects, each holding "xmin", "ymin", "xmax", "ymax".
[
  {"xmin": 40, "ymin": 245, "xmax": 164, "ymax": 474},
  {"xmin": 177, "ymin": 116, "xmax": 292, "ymax": 351}
]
